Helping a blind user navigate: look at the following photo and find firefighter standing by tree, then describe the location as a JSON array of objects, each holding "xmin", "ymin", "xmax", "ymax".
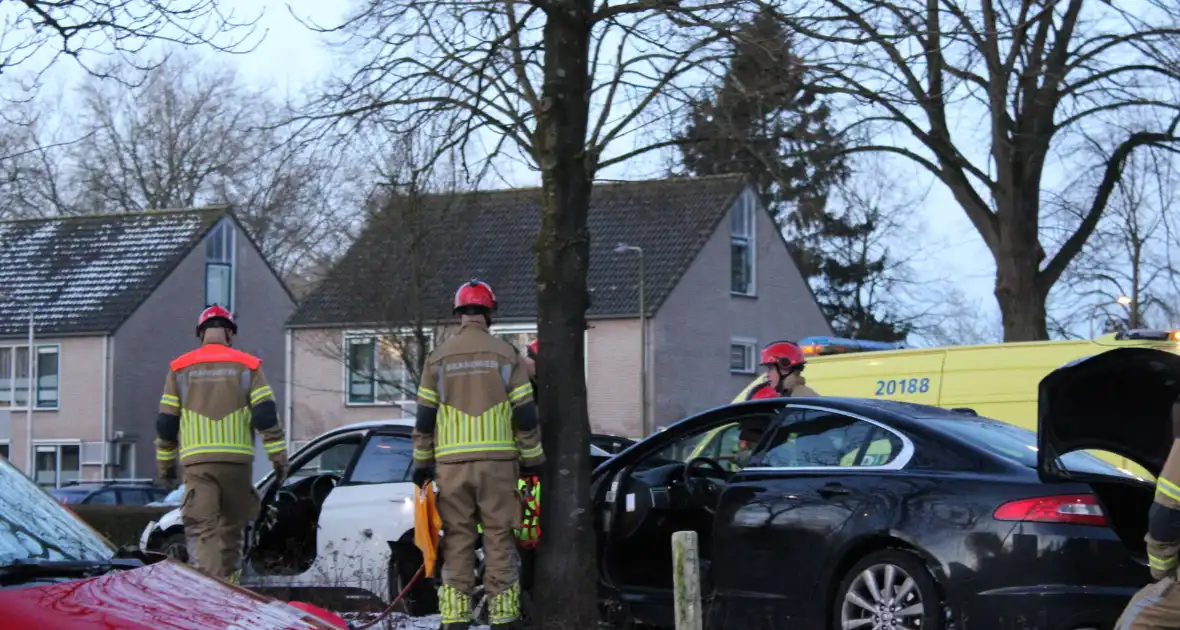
[
  {"xmin": 1115, "ymin": 397, "xmax": 1180, "ymax": 629},
  {"xmin": 411, "ymin": 280, "xmax": 544, "ymax": 630},
  {"xmin": 155, "ymin": 305, "xmax": 289, "ymax": 583}
]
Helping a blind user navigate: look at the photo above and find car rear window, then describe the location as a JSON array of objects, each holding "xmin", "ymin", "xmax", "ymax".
[
  {"xmin": 49, "ymin": 489, "xmax": 92, "ymax": 504},
  {"xmin": 931, "ymin": 418, "xmax": 1134, "ymax": 478}
]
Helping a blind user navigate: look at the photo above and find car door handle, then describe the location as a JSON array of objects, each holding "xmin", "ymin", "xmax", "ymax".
[{"xmin": 817, "ymin": 483, "xmax": 850, "ymax": 498}]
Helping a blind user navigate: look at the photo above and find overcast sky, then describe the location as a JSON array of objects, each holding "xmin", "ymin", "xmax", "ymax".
[{"xmin": 30, "ymin": 0, "xmax": 1018, "ymax": 340}]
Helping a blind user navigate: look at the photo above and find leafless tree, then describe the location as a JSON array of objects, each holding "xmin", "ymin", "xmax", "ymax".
[
  {"xmin": 794, "ymin": 155, "xmax": 940, "ymax": 340},
  {"xmin": 0, "ymin": 0, "xmax": 262, "ymax": 89},
  {"xmin": 304, "ymin": 129, "xmax": 467, "ymax": 404},
  {"xmin": 5, "ymin": 54, "xmax": 359, "ymax": 278},
  {"xmin": 1057, "ymin": 144, "xmax": 1180, "ymax": 335},
  {"xmin": 288, "ymin": 1, "xmax": 763, "ymax": 624},
  {"xmin": 777, "ymin": 0, "xmax": 1180, "ymax": 341}
]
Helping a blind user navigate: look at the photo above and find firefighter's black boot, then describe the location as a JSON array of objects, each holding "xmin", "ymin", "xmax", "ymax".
[{"xmin": 441, "ymin": 624, "xmax": 471, "ymax": 630}]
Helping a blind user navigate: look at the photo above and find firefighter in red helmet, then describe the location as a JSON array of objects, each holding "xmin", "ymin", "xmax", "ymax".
[
  {"xmin": 745, "ymin": 341, "xmax": 818, "ymax": 400},
  {"xmin": 155, "ymin": 305, "xmax": 288, "ymax": 583},
  {"xmin": 411, "ymin": 280, "xmax": 543, "ymax": 629}
]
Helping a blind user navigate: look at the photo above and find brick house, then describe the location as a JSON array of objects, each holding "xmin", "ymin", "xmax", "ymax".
[
  {"xmin": 0, "ymin": 208, "xmax": 295, "ymax": 486},
  {"xmin": 285, "ymin": 174, "xmax": 831, "ymax": 443}
]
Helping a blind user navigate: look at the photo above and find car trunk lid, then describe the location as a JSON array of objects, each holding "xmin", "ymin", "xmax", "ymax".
[{"xmin": 1038, "ymin": 347, "xmax": 1180, "ymax": 478}]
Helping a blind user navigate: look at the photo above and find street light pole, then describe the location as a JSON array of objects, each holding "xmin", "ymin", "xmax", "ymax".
[
  {"xmin": 615, "ymin": 244, "xmax": 648, "ymax": 437},
  {"xmin": 0, "ymin": 292, "xmax": 35, "ymax": 478}
]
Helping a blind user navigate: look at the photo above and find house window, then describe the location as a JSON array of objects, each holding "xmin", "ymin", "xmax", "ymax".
[
  {"xmin": 490, "ymin": 324, "xmax": 538, "ymax": 356},
  {"xmin": 205, "ymin": 220, "xmax": 235, "ymax": 310},
  {"xmin": 730, "ymin": 338, "xmax": 758, "ymax": 374},
  {"xmin": 345, "ymin": 332, "xmax": 430, "ymax": 405},
  {"xmin": 35, "ymin": 443, "xmax": 81, "ymax": 487},
  {"xmin": 730, "ymin": 190, "xmax": 756, "ymax": 296},
  {"xmin": 0, "ymin": 345, "xmax": 60, "ymax": 410},
  {"xmin": 0, "ymin": 443, "xmax": 8, "ymax": 460}
]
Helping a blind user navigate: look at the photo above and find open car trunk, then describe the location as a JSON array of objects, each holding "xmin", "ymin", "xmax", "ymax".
[
  {"xmin": 1087, "ymin": 477, "xmax": 1155, "ymax": 557},
  {"xmin": 1038, "ymin": 347, "xmax": 1180, "ymax": 478}
]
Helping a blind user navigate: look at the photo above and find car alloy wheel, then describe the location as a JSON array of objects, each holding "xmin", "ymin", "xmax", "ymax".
[{"xmin": 835, "ymin": 549, "xmax": 940, "ymax": 630}]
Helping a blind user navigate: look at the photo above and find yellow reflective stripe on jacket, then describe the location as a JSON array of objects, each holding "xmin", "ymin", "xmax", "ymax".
[
  {"xmin": 418, "ymin": 387, "xmax": 440, "ymax": 405},
  {"xmin": 156, "ymin": 447, "xmax": 177, "ymax": 461},
  {"xmin": 1158, "ymin": 477, "xmax": 1180, "ymax": 503},
  {"xmin": 1150, "ymin": 552, "xmax": 1178, "ymax": 571},
  {"xmin": 519, "ymin": 443, "xmax": 543, "ymax": 460},
  {"xmin": 434, "ymin": 402, "xmax": 515, "ymax": 458},
  {"xmin": 508, "ymin": 382, "xmax": 532, "ymax": 404},
  {"xmin": 413, "ymin": 448, "xmax": 433, "ymax": 463},
  {"xmin": 179, "ymin": 408, "xmax": 254, "ymax": 459},
  {"xmin": 250, "ymin": 385, "xmax": 274, "ymax": 405},
  {"xmin": 263, "ymin": 439, "xmax": 286, "ymax": 455},
  {"xmin": 160, "ymin": 394, "xmax": 180, "ymax": 409}
]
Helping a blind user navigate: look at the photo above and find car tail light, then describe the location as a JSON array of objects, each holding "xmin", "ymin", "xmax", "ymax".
[{"xmin": 993, "ymin": 494, "xmax": 1108, "ymax": 526}]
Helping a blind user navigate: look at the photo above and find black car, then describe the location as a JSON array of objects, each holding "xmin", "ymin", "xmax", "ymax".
[
  {"xmin": 591, "ymin": 347, "xmax": 1174, "ymax": 630},
  {"xmin": 49, "ymin": 480, "xmax": 169, "ymax": 506}
]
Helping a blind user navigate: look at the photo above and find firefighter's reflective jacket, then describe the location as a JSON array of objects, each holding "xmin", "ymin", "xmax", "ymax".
[
  {"xmin": 412, "ymin": 322, "xmax": 543, "ymax": 467},
  {"xmin": 1148, "ymin": 409, "xmax": 1180, "ymax": 579},
  {"xmin": 155, "ymin": 343, "xmax": 287, "ymax": 472}
]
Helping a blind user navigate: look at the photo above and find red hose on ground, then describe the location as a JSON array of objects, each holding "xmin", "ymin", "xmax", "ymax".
[{"xmin": 350, "ymin": 564, "xmax": 427, "ymax": 630}]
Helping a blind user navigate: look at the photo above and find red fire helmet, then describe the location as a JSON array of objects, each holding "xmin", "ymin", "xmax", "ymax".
[
  {"xmin": 197, "ymin": 304, "xmax": 237, "ymax": 337},
  {"xmin": 453, "ymin": 279, "xmax": 497, "ymax": 313},
  {"xmin": 760, "ymin": 341, "xmax": 805, "ymax": 370}
]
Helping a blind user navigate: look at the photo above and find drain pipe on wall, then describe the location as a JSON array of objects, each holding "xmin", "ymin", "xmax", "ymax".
[
  {"xmin": 284, "ymin": 328, "xmax": 294, "ymax": 449},
  {"xmin": 100, "ymin": 335, "xmax": 111, "ymax": 477}
]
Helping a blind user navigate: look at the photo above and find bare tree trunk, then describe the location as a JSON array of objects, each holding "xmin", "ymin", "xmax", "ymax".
[
  {"xmin": 995, "ymin": 197, "xmax": 1050, "ymax": 341},
  {"xmin": 532, "ymin": 0, "xmax": 598, "ymax": 627}
]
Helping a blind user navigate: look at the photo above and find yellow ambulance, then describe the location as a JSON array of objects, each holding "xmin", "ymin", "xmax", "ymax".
[{"xmin": 717, "ymin": 329, "xmax": 1180, "ymax": 479}]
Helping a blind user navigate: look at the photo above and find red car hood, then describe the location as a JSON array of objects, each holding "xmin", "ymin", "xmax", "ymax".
[{"xmin": 0, "ymin": 559, "xmax": 346, "ymax": 630}]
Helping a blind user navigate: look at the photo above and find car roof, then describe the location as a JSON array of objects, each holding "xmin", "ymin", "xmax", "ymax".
[{"xmin": 314, "ymin": 418, "xmax": 415, "ymax": 440}]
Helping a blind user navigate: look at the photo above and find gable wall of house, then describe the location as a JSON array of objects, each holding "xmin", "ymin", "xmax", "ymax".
[
  {"xmin": 651, "ymin": 186, "xmax": 832, "ymax": 427},
  {"xmin": 113, "ymin": 219, "xmax": 295, "ymax": 480}
]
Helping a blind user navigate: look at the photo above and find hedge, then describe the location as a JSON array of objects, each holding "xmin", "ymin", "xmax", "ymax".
[{"xmin": 70, "ymin": 504, "xmax": 175, "ymax": 548}]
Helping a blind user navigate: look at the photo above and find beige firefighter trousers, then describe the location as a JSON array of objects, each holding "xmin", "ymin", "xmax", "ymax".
[
  {"xmin": 1116, "ymin": 576, "xmax": 1180, "ymax": 629},
  {"xmin": 181, "ymin": 462, "xmax": 260, "ymax": 580},
  {"xmin": 436, "ymin": 459, "xmax": 522, "ymax": 596}
]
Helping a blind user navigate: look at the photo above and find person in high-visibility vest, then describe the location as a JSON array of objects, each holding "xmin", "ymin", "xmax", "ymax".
[
  {"xmin": 411, "ymin": 280, "xmax": 544, "ymax": 630},
  {"xmin": 155, "ymin": 305, "xmax": 288, "ymax": 583},
  {"xmin": 1116, "ymin": 396, "xmax": 1180, "ymax": 629}
]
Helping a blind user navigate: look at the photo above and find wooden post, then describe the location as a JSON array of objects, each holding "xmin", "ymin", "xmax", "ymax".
[{"xmin": 672, "ymin": 530, "xmax": 703, "ymax": 630}]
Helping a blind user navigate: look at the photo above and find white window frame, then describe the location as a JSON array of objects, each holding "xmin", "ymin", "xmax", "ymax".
[
  {"xmin": 343, "ymin": 328, "xmax": 434, "ymax": 407},
  {"xmin": 204, "ymin": 219, "xmax": 237, "ymax": 311},
  {"xmin": 730, "ymin": 188, "xmax": 757, "ymax": 297},
  {"xmin": 33, "ymin": 440, "xmax": 83, "ymax": 488},
  {"xmin": 730, "ymin": 337, "xmax": 758, "ymax": 374},
  {"xmin": 0, "ymin": 343, "xmax": 61, "ymax": 411},
  {"xmin": 490, "ymin": 322, "xmax": 591, "ymax": 378}
]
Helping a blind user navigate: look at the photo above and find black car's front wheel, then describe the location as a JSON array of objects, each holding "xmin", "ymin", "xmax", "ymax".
[{"xmin": 833, "ymin": 549, "xmax": 941, "ymax": 630}]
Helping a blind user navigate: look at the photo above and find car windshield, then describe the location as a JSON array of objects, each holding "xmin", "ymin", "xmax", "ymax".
[
  {"xmin": 932, "ymin": 417, "xmax": 1136, "ymax": 478},
  {"xmin": 48, "ymin": 488, "xmax": 93, "ymax": 504},
  {"xmin": 0, "ymin": 458, "xmax": 114, "ymax": 564}
]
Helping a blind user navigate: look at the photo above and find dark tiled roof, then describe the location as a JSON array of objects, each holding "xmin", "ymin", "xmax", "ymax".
[
  {"xmin": 0, "ymin": 208, "xmax": 227, "ymax": 337},
  {"xmin": 288, "ymin": 175, "xmax": 749, "ymax": 327}
]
